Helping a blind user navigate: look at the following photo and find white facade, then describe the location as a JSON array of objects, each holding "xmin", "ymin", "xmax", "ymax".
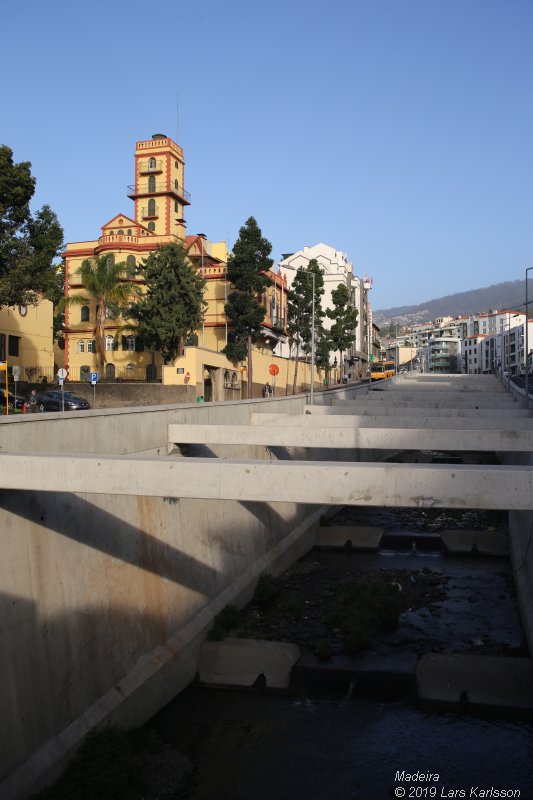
[{"xmin": 277, "ymin": 243, "xmax": 370, "ymax": 375}]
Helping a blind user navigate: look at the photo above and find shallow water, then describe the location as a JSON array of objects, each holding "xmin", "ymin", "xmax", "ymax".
[{"xmin": 150, "ymin": 688, "xmax": 533, "ymax": 799}]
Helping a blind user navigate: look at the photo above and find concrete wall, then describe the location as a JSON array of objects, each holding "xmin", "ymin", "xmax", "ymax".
[{"xmin": 0, "ymin": 384, "xmax": 373, "ymax": 799}]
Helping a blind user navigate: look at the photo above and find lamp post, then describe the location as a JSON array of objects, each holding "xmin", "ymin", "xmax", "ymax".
[
  {"xmin": 525, "ymin": 268, "xmax": 533, "ymax": 409},
  {"xmin": 309, "ymin": 270, "xmax": 316, "ymax": 405},
  {"xmin": 506, "ymin": 311, "xmax": 520, "ymax": 393}
]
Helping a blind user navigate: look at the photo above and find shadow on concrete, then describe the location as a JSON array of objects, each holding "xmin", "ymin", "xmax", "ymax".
[{"xmin": 0, "ymin": 489, "xmax": 219, "ymax": 592}]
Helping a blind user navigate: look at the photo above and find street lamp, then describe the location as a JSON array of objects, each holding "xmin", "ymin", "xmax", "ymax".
[
  {"xmin": 310, "ymin": 270, "xmax": 315, "ymax": 406},
  {"xmin": 506, "ymin": 311, "xmax": 520, "ymax": 393},
  {"xmin": 525, "ymin": 267, "xmax": 533, "ymax": 409}
]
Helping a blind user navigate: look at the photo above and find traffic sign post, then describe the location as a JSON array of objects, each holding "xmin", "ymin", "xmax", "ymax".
[
  {"xmin": 184, "ymin": 371, "xmax": 190, "ymax": 403},
  {"xmin": 268, "ymin": 363, "xmax": 279, "ymax": 395},
  {"xmin": 12, "ymin": 365, "xmax": 20, "ymax": 411},
  {"xmin": 0, "ymin": 361, "xmax": 8, "ymax": 416},
  {"xmin": 57, "ymin": 368, "xmax": 68, "ymax": 412},
  {"xmin": 90, "ymin": 372, "xmax": 98, "ymax": 407}
]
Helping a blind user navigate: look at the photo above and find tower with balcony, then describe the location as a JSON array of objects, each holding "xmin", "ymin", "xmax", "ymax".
[{"xmin": 127, "ymin": 133, "xmax": 191, "ymax": 239}]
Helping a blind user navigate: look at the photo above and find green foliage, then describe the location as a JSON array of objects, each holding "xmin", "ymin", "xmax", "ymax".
[
  {"xmin": 253, "ymin": 573, "xmax": 280, "ymax": 609},
  {"xmin": 287, "ymin": 259, "xmax": 325, "ymax": 391},
  {"xmin": 208, "ymin": 604, "xmax": 241, "ymax": 640},
  {"xmin": 222, "ymin": 217, "xmax": 273, "ymax": 367},
  {"xmin": 65, "ymin": 254, "xmax": 140, "ymax": 368},
  {"xmin": 313, "ymin": 639, "xmax": 333, "ymax": 661},
  {"xmin": 327, "ymin": 578, "xmax": 403, "ymax": 654},
  {"xmin": 129, "ymin": 243, "xmax": 206, "ymax": 364},
  {"xmin": 0, "ymin": 145, "xmax": 63, "ymax": 307},
  {"xmin": 326, "ymin": 283, "xmax": 358, "ymax": 362}
]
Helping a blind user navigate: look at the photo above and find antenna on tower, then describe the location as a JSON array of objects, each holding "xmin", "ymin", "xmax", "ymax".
[{"xmin": 176, "ymin": 92, "xmax": 179, "ymax": 144}]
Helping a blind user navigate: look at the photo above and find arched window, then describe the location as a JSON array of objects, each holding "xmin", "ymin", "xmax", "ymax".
[
  {"xmin": 117, "ymin": 229, "xmax": 124, "ymax": 235},
  {"xmin": 175, "ymin": 160, "xmax": 179, "ymax": 169},
  {"xmin": 175, "ymin": 201, "xmax": 180, "ymax": 213},
  {"xmin": 77, "ymin": 340, "xmax": 85, "ymax": 353},
  {"xmin": 126, "ymin": 254, "xmax": 136, "ymax": 275},
  {"xmin": 106, "ymin": 254, "xmax": 115, "ymax": 268},
  {"xmin": 123, "ymin": 335, "xmax": 135, "ymax": 351},
  {"xmin": 174, "ymin": 179, "xmax": 179, "ymax": 190},
  {"xmin": 148, "ymin": 222, "xmax": 155, "ymax": 231},
  {"xmin": 147, "ymin": 198, "xmax": 156, "ymax": 217},
  {"xmin": 105, "ymin": 335, "xmax": 114, "ymax": 352},
  {"xmin": 148, "ymin": 157, "xmax": 156, "ymax": 170},
  {"xmin": 80, "ymin": 365, "xmax": 90, "ymax": 382},
  {"xmin": 81, "ymin": 306, "xmax": 90, "ymax": 322},
  {"xmin": 148, "ymin": 175, "xmax": 156, "ymax": 192},
  {"xmin": 127, "ymin": 229, "xmax": 132, "ymax": 236}
]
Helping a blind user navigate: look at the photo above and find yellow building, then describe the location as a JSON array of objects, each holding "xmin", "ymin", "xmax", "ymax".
[
  {"xmin": 62, "ymin": 133, "xmax": 318, "ymax": 398},
  {"xmin": 0, "ymin": 299, "xmax": 54, "ymax": 382}
]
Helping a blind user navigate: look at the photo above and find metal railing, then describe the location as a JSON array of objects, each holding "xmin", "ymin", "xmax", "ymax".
[
  {"xmin": 128, "ymin": 183, "xmax": 191, "ymax": 204},
  {"xmin": 141, "ymin": 206, "xmax": 159, "ymax": 219}
]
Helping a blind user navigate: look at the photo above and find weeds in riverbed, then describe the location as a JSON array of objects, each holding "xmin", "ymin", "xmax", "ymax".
[
  {"xmin": 208, "ymin": 604, "xmax": 241, "ymax": 640},
  {"xmin": 327, "ymin": 578, "xmax": 404, "ymax": 653},
  {"xmin": 253, "ymin": 573, "xmax": 280, "ymax": 608},
  {"xmin": 30, "ymin": 726, "xmax": 192, "ymax": 800}
]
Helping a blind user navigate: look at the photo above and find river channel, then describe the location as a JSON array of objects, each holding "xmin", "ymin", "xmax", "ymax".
[{"xmin": 148, "ymin": 505, "xmax": 533, "ymax": 799}]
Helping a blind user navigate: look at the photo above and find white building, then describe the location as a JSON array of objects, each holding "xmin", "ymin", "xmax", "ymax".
[{"xmin": 277, "ymin": 243, "xmax": 371, "ymax": 377}]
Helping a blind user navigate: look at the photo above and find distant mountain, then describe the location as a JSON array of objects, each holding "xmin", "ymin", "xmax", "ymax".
[{"xmin": 374, "ymin": 278, "xmax": 529, "ymax": 329}]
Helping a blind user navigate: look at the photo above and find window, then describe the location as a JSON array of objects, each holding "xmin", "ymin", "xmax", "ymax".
[
  {"xmin": 81, "ymin": 306, "xmax": 90, "ymax": 322},
  {"xmin": 106, "ymin": 335, "xmax": 115, "ymax": 352},
  {"xmin": 175, "ymin": 201, "xmax": 180, "ymax": 213},
  {"xmin": 127, "ymin": 229, "xmax": 132, "ymax": 236},
  {"xmin": 148, "ymin": 157, "xmax": 156, "ymax": 170},
  {"xmin": 123, "ymin": 335, "xmax": 136, "ymax": 351},
  {"xmin": 117, "ymin": 229, "xmax": 124, "ymax": 235},
  {"xmin": 87, "ymin": 340, "xmax": 96, "ymax": 353},
  {"xmin": 174, "ymin": 179, "xmax": 179, "ymax": 190},
  {"xmin": 147, "ymin": 198, "xmax": 156, "ymax": 217},
  {"xmin": 175, "ymin": 160, "xmax": 179, "ymax": 169},
  {"xmin": 107, "ymin": 253, "xmax": 115, "ymax": 267},
  {"xmin": 126, "ymin": 254, "xmax": 136, "ymax": 274},
  {"xmin": 148, "ymin": 175, "xmax": 156, "ymax": 192},
  {"xmin": 8, "ymin": 335, "xmax": 19, "ymax": 357},
  {"xmin": 77, "ymin": 340, "xmax": 85, "ymax": 353},
  {"xmin": 80, "ymin": 365, "xmax": 90, "ymax": 382},
  {"xmin": 148, "ymin": 222, "xmax": 155, "ymax": 231}
]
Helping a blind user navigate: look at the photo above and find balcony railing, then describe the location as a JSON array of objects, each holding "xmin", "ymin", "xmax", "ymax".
[
  {"xmin": 141, "ymin": 206, "xmax": 159, "ymax": 219},
  {"xmin": 127, "ymin": 182, "xmax": 191, "ymax": 204},
  {"xmin": 138, "ymin": 159, "xmax": 163, "ymax": 174}
]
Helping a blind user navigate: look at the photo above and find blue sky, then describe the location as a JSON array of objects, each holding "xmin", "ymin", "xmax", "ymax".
[{"xmin": 2, "ymin": 0, "xmax": 532, "ymax": 309}]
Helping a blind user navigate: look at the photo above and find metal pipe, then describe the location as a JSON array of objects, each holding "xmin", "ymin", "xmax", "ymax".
[{"xmin": 310, "ymin": 271, "xmax": 315, "ymax": 406}]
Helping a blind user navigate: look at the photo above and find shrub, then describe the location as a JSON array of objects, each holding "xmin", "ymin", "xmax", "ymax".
[{"xmin": 253, "ymin": 573, "xmax": 279, "ymax": 609}]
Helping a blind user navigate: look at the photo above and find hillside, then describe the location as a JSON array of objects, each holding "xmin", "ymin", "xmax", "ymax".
[{"xmin": 374, "ymin": 278, "xmax": 529, "ymax": 328}]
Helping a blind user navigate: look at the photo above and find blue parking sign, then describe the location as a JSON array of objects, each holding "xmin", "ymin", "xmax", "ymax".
[{"xmin": 90, "ymin": 372, "xmax": 98, "ymax": 382}]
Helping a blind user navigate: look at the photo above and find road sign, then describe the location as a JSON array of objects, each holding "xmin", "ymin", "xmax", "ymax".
[
  {"xmin": 12, "ymin": 366, "xmax": 21, "ymax": 380},
  {"xmin": 269, "ymin": 364, "xmax": 280, "ymax": 376},
  {"xmin": 57, "ymin": 368, "xmax": 67, "ymax": 379},
  {"xmin": 58, "ymin": 377, "xmax": 64, "ymax": 386},
  {"xmin": 370, "ymin": 355, "xmax": 377, "ymax": 362},
  {"xmin": 90, "ymin": 372, "xmax": 98, "ymax": 382}
]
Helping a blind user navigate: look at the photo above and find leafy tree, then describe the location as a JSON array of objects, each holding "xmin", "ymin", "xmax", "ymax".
[
  {"xmin": 66, "ymin": 255, "xmax": 141, "ymax": 369},
  {"xmin": 0, "ymin": 145, "xmax": 63, "ymax": 307},
  {"xmin": 326, "ymin": 283, "xmax": 359, "ymax": 376},
  {"xmin": 287, "ymin": 260, "xmax": 324, "ymax": 394},
  {"xmin": 222, "ymin": 217, "xmax": 273, "ymax": 397},
  {"xmin": 129, "ymin": 243, "xmax": 206, "ymax": 364},
  {"xmin": 315, "ymin": 328, "xmax": 332, "ymax": 384}
]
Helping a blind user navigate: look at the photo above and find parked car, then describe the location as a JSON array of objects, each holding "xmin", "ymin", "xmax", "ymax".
[
  {"xmin": 34, "ymin": 391, "xmax": 90, "ymax": 411},
  {"xmin": 0, "ymin": 390, "xmax": 26, "ymax": 411}
]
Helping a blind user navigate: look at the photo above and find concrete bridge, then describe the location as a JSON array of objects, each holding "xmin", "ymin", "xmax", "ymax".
[{"xmin": 1, "ymin": 373, "xmax": 532, "ymax": 798}]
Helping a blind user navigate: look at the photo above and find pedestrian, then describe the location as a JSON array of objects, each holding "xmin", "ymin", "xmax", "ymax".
[
  {"xmin": 263, "ymin": 382, "xmax": 271, "ymax": 398},
  {"xmin": 28, "ymin": 389, "xmax": 38, "ymax": 413}
]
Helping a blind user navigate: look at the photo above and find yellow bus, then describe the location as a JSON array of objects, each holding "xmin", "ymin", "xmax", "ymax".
[{"xmin": 370, "ymin": 360, "xmax": 395, "ymax": 380}]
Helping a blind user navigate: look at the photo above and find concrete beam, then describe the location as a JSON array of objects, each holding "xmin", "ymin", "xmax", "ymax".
[
  {"xmin": 351, "ymin": 395, "xmax": 516, "ymax": 409},
  {"xmin": 168, "ymin": 423, "xmax": 533, "ymax": 452},
  {"xmin": 0, "ymin": 453, "xmax": 532, "ymax": 509},
  {"xmin": 303, "ymin": 405, "xmax": 530, "ymax": 418},
  {"xmin": 251, "ymin": 412, "xmax": 533, "ymax": 431}
]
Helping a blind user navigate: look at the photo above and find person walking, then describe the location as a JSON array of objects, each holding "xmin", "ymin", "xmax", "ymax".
[
  {"xmin": 263, "ymin": 382, "xmax": 271, "ymax": 398},
  {"xmin": 28, "ymin": 389, "xmax": 38, "ymax": 413}
]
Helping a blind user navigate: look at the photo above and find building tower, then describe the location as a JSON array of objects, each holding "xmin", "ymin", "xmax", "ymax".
[{"xmin": 127, "ymin": 133, "xmax": 191, "ymax": 240}]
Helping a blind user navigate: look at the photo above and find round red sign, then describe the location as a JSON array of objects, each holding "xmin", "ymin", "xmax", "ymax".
[{"xmin": 269, "ymin": 364, "xmax": 280, "ymax": 376}]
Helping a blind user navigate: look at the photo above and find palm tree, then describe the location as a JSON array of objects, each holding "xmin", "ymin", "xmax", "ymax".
[{"xmin": 66, "ymin": 255, "xmax": 141, "ymax": 369}]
